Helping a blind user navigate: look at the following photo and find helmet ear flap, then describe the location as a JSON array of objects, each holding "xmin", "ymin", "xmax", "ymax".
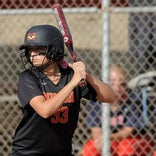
[
  {"xmin": 46, "ymin": 46, "xmax": 64, "ymax": 62},
  {"xmin": 19, "ymin": 46, "xmax": 32, "ymax": 69},
  {"xmin": 24, "ymin": 47, "xmax": 28, "ymax": 57},
  {"xmin": 23, "ymin": 47, "xmax": 31, "ymax": 63},
  {"xmin": 19, "ymin": 46, "xmax": 30, "ymax": 61}
]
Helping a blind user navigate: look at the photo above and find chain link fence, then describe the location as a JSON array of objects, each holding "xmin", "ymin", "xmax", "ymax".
[{"xmin": 0, "ymin": 0, "xmax": 156, "ymax": 156}]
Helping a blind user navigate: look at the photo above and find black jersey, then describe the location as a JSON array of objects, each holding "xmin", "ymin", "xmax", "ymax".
[{"xmin": 12, "ymin": 66, "xmax": 96, "ymax": 156}]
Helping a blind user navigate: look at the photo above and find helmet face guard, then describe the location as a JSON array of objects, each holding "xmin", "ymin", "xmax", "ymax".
[{"xmin": 19, "ymin": 25, "xmax": 65, "ymax": 69}]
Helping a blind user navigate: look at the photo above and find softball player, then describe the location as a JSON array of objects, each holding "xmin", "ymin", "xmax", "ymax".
[{"xmin": 12, "ymin": 24, "xmax": 115, "ymax": 156}]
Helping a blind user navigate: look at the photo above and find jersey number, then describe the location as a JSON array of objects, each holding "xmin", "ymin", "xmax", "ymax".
[{"xmin": 51, "ymin": 106, "xmax": 68, "ymax": 123}]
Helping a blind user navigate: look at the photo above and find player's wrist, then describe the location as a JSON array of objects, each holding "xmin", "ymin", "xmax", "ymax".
[
  {"xmin": 68, "ymin": 81, "xmax": 76, "ymax": 90},
  {"xmin": 85, "ymin": 71, "xmax": 90, "ymax": 81}
]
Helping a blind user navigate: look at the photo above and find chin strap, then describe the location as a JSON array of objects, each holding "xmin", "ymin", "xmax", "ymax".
[{"xmin": 36, "ymin": 61, "xmax": 54, "ymax": 71}]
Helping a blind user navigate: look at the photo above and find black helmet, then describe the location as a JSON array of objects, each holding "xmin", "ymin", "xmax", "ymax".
[{"xmin": 20, "ymin": 25, "xmax": 65, "ymax": 65}]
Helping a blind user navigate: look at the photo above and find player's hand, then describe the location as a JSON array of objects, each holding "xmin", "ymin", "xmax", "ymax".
[
  {"xmin": 68, "ymin": 61, "xmax": 87, "ymax": 86},
  {"xmin": 94, "ymin": 135, "xmax": 102, "ymax": 151}
]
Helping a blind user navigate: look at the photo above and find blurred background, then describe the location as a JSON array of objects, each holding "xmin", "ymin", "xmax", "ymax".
[{"xmin": 0, "ymin": 0, "xmax": 156, "ymax": 155}]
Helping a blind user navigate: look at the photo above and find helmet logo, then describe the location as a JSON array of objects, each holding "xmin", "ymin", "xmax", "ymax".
[{"xmin": 27, "ymin": 33, "xmax": 36, "ymax": 41}]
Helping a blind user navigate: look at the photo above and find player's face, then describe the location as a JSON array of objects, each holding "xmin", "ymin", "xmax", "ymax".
[
  {"xmin": 28, "ymin": 46, "xmax": 49, "ymax": 67},
  {"xmin": 110, "ymin": 70, "xmax": 126, "ymax": 102}
]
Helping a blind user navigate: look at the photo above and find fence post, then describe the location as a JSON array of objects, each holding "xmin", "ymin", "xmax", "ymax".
[{"xmin": 101, "ymin": 0, "xmax": 111, "ymax": 156}]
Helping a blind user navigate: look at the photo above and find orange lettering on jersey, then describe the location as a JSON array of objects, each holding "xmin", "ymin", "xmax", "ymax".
[
  {"xmin": 43, "ymin": 91, "xmax": 75, "ymax": 103},
  {"xmin": 64, "ymin": 91, "xmax": 75, "ymax": 103},
  {"xmin": 43, "ymin": 92, "xmax": 56, "ymax": 100}
]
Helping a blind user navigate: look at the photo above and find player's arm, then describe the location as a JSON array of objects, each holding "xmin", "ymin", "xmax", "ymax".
[
  {"xmin": 111, "ymin": 127, "xmax": 134, "ymax": 139},
  {"xmin": 91, "ymin": 127, "xmax": 102, "ymax": 140},
  {"xmin": 29, "ymin": 82, "xmax": 75, "ymax": 118},
  {"xmin": 86, "ymin": 73, "xmax": 115, "ymax": 103},
  {"xmin": 29, "ymin": 62, "xmax": 86, "ymax": 118},
  {"xmin": 69, "ymin": 61, "xmax": 115, "ymax": 103}
]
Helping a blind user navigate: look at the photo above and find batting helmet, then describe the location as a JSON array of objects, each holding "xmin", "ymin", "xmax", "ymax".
[{"xmin": 20, "ymin": 24, "xmax": 64, "ymax": 63}]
